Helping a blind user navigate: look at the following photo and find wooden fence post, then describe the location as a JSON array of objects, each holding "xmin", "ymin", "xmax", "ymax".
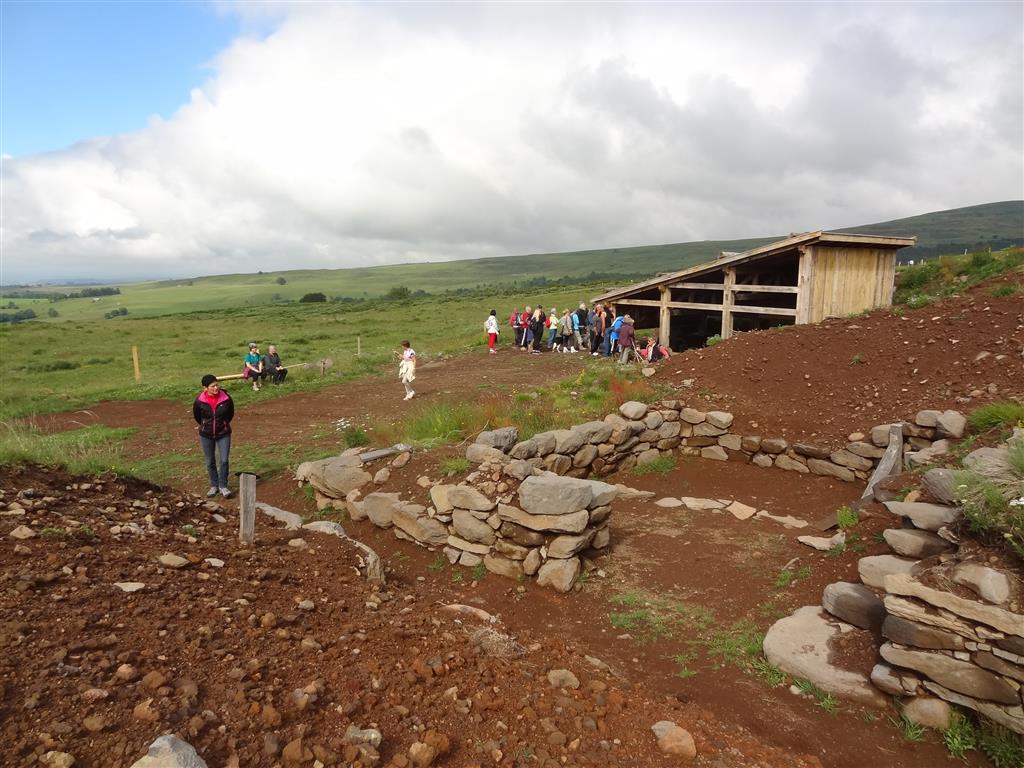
[
  {"xmin": 239, "ymin": 472, "xmax": 256, "ymax": 546},
  {"xmin": 131, "ymin": 345, "xmax": 141, "ymax": 383},
  {"xmin": 357, "ymin": 335, "xmax": 361, "ymax": 356}
]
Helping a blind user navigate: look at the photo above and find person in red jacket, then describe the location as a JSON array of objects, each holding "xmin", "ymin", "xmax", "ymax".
[{"xmin": 192, "ymin": 374, "xmax": 235, "ymax": 498}]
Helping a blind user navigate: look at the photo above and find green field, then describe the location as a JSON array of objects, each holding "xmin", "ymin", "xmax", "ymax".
[
  {"xmin": 0, "ymin": 285, "xmax": 593, "ymax": 419},
  {"xmin": 5, "ymin": 201, "xmax": 1020, "ymax": 324}
]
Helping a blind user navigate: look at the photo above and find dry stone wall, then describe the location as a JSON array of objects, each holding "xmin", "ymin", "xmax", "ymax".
[
  {"xmin": 300, "ymin": 449, "xmax": 618, "ymax": 593},
  {"xmin": 468, "ymin": 402, "xmax": 968, "ymax": 484},
  {"xmin": 767, "ymin": 444, "xmax": 1024, "ymax": 734}
]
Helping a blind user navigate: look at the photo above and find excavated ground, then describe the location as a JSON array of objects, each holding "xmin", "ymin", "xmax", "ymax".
[{"xmin": 5, "ymin": 272, "xmax": 1021, "ymax": 767}]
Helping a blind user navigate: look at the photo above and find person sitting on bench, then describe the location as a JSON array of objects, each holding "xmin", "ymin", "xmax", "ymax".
[{"xmin": 262, "ymin": 344, "xmax": 288, "ymax": 384}]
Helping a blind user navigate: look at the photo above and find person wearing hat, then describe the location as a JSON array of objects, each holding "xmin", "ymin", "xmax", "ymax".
[
  {"xmin": 617, "ymin": 315, "xmax": 636, "ymax": 363},
  {"xmin": 243, "ymin": 342, "xmax": 264, "ymax": 391},
  {"xmin": 193, "ymin": 374, "xmax": 234, "ymax": 498}
]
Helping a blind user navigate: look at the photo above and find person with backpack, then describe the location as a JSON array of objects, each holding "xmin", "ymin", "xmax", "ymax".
[
  {"xmin": 193, "ymin": 374, "xmax": 234, "ymax": 498},
  {"xmin": 485, "ymin": 309, "xmax": 500, "ymax": 354}
]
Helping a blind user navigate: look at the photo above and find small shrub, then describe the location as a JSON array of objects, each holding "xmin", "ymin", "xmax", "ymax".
[
  {"xmin": 968, "ymin": 402, "xmax": 1024, "ymax": 433},
  {"xmin": 750, "ymin": 655, "xmax": 787, "ymax": 687},
  {"xmin": 471, "ymin": 562, "xmax": 487, "ymax": 582},
  {"xmin": 889, "ymin": 712, "xmax": 926, "ymax": 742},
  {"xmin": 343, "ymin": 427, "xmax": 370, "ymax": 448},
  {"xmin": 705, "ymin": 334, "xmax": 723, "ymax": 347},
  {"xmin": 836, "ymin": 505, "xmax": 859, "ymax": 529},
  {"xmin": 905, "ymin": 293, "xmax": 935, "ymax": 309},
  {"xmin": 180, "ymin": 524, "xmax": 200, "ymax": 538},
  {"xmin": 850, "ymin": 354, "xmax": 863, "ymax": 365},
  {"xmin": 299, "ymin": 292, "xmax": 327, "ymax": 303},
  {"xmin": 39, "ymin": 527, "xmax": 68, "ymax": 538},
  {"xmin": 440, "ymin": 456, "xmax": 471, "ymax": 476},
  {"xmin": 631, "ymin": 455, "xmax": 677, "ymax": 476},
  {"xmin": 428, "ymin": 554, "xmax": 446, "ymax": 572},
  {"xmin": 988, "ymin": 283, "xmax": 1018, "ymax": 298},
  {"xmin": 944, "ymin": 710, "xmax": 977, "ymax": 760}
]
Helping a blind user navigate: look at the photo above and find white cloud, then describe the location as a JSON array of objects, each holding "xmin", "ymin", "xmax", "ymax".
[{"xmin": 2, "ymin": 2, "xmax": 1021, "ymax": 281}]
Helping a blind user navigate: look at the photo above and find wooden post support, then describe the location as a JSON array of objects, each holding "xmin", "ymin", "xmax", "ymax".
[
  {"xmin": 721, "ymin": 267, "xmax": 736, "ymax": 339},
  {"xmin": 239, "ymin": 473, "xmax": 256, "ymax": 546},
  {"xmin": 357, "ymin": 336, "xmax": 361, "ymax": 356},
  {"xmin": 319, "ymin": 359, "xmax": 326, "ymax": 377},
  {"xmin": 658, "ymin": 286, "xmax": 672, "ymax": 349},
  {"xmin": 131, "ymin": 345, "xmax": 141, "ymax": 384}
]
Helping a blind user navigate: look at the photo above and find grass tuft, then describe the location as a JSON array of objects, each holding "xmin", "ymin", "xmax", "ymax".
[
  {"xmin": 968, "ymin": 402, "xmax": 1024, "ymax": 433},
  {"xmin": 631, "ymin": 455, "xmax": 677, "ymax": 476}
]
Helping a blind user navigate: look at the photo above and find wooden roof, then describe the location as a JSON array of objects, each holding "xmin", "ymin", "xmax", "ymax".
[{"xmin": 593, "ymin": 230, "xmax": 916, "ymax": 303}]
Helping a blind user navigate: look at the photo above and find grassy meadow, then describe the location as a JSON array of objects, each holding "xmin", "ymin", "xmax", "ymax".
[{"xmin": 0, "ymin": 285, "xmax": 597, "ymax": 419}]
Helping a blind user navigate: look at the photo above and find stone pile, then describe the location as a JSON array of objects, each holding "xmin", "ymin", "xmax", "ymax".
[
  {"xmin": 343, "ymin": 472, "xmax": 617, "ymax": 593},
  {"xmin": 766, "ymin": 459, "xmax": 1024, "ymax": 734},
  {"xmin": 467, "ymin": 402, "xmax": 968, "ymax": 485}
]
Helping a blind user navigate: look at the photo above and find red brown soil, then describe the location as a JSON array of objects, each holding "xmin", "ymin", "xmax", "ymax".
[
  {"xmin": 10, "ymin": 280, "xmax": 1021, "ymax": 767},
  {"xmin": 1, "ymin": 464, "xmax": 822, "ymax": 768},
  {"xmin": 663, "ymin": 273, "xmax": 1024, "ymax": 440}
]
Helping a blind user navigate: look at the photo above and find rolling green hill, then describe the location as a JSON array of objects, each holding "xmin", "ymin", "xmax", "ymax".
[{"xmin": 4, "ymin": 201, "xmax": 1021, "ymax": 322}]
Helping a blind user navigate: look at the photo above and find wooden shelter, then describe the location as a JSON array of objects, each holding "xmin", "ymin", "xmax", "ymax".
[{"xmin": 593, "ymin": 231, "xmax": 915, "ymax": 350}]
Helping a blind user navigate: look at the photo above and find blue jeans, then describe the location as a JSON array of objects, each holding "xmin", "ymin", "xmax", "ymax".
[
  {"xmin": 200, "ymin": 434, "xmax": 231, "ymax": 488},
  {"xmin": 547, "ymin": 328, "xmax": 557, "ymax": 346}
]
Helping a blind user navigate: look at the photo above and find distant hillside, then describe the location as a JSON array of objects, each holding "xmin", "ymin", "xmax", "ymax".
[
  {"xmin": 3, "ymin": 201, "xmax": 1021, "ymax": 321},
  {"xmin": 843, "ymin": 200, "xmax": 1024, "ymax": 262}
]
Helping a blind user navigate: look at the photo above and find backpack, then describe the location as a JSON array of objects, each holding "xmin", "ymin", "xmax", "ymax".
[
  {"xmin": 511, "ymin": 312, "xmax": 521, "ymax": 328},
  {"xmin": 576, "ymin": 308, "xmax": 587, "ymax": 327}
]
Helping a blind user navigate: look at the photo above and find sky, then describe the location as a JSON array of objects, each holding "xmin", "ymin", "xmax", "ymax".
[{"xmin": 1, "ymin": 1, "xmax": 1022, "ymax": 283}]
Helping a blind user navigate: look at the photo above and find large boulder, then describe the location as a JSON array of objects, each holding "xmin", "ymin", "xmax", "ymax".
[
  {"xmin": 518, "ymin": 474, "xmax": 616, "ymax": 515},
  {"xmin": 547, "ymin": 531, "xmax": 595, "ymax": 559},
  {"xmin": 921, "ymin": 468, "xmax": 958, "ymax": 505},
  {"xmin": 392, "ymin": 504, "xmax": 448, "ymax": 546},
  {"xmin": 763, "ymin": 606, "xmax": 886, "ymax": 707},
  {"xmin": 466, "ymin": 443, "xmax": 510, "ymax": 465},
  {"xmin": 822, "ymin": 582, "xmax": 886, "ymax": 632},
  {"xmin": 619, "ymin": 401, "xmax": 649, "ymax": 420},
  {"xmin": 935, "ymin": 410, "xmax": 967, "ymax": 439},
  {"xmin": 452, "ymin": 510, "xmax": 497, "ymax": 545},
  {"xmin": 483, "ymin": 553, "xmax": 524, "ymax": 579},
  {"xmin": 536, "ymin": 557, "xmax": 581, "ymax": 592},
  {"xmin": 575, "ymin": 421, "xmax": 614, "ymax": 444},
  {"xmin": 362, "ymin": 493, "xmax": 403, "ymax": 528},
  {"xmin": 951, "ymin": 563, "xmax": 1012, "ymax": 606},
  {"xmin": 550, "ymin": 429, "xmax": 585, "ymax": 455},
  {"xmin": 298, "ymin": 456, "xmax": 372, "ymax": 498},
  {"xmin": 446, "ymin": 485, "xmax": 495, "ymax": 512},
  {"xmin": 475, "ymin": 426, "xmax": 519, "ymax": 452}
]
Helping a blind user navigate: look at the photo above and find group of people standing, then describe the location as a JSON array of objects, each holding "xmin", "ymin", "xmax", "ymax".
[{"xmin": 485, "ymin": 303, "xmax": 671, "ymax": 363}]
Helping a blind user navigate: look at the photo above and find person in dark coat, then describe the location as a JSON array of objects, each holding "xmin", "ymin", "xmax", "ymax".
[
  {"xmin": 617, "ymin": 316, "xmax": 636, "ymax": 364},
  {"xmin": 262, "ymin": 345, "xmax": 288, "ymax": 384},
  {"xmin": 193, "ymin": 374, "xmax": 235, "ymax": 498}
]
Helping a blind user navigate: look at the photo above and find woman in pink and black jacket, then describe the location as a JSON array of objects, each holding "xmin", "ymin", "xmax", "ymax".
[{"xmin": 193, "ymin": 374, "xmax": 235, "ymax": 498}]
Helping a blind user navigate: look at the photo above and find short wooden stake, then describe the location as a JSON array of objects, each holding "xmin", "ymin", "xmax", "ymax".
[
  {"xmin": 131, "ymin": 345, "xmax": 141, "ymax": 383},
  {"xmin": 357, "ymin": 335, "xmax": 361, "ymax": 356},
  {"xmin": 239, "ymin": 472, "xmax": 256, "ymax": 546}
]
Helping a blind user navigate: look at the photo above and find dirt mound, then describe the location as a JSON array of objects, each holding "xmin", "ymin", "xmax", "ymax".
[
  {"xmin": 1, "ymin": 464, "xmax": 822, "ymax": 768},
  {"xmin": 665, "ymin": 274, "xmax": 1024, "ymax": 439}
]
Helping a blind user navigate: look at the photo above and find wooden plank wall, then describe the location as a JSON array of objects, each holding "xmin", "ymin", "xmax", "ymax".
[{"xmin": 808, "ymin": 246, "xmax": 895, "ymax": 322}]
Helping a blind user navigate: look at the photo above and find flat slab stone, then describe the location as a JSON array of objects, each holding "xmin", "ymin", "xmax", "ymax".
[
  {"xmin": 115, "ymin": 582, "xmax": 146, "ymax": 593},
  {"xmin": 679, "ymin": 497, "xmax": 726, "ymax": 511},
  {"xmin": 882, "ymin": 529, "xmax": 952, "ymax": 559},
  {"xmin": 884, "ymin": 573, "xmax": 1024, "ymax": 636},
  {"xmin": 857, "ymin": 554, "xmax": 921, "ymax": 589},
  {"xmin": 883, "ymin": 501, "xmax": 961, "ymax": 531},
  {"xmin": 129, "ymin": 735, "xmax": 208, "ymax": 768},
  {"xmin": 763, "ymin": 606, "xmax": 886, "ymax": 707},
  {"xmin": 157, "ymin": 553, "xmax": 189, "ymax": 569},
  {"xmin": 921, "ymin": 468, "xmax": 958, "ymax": 505},
  {"xmin": 654, "ymin": 497, "xmax": 683, "ymax": 508},
  {"xmin": 755, "ymin": 511, "xmax": 808, "ymax": 529},
  {"xmin": 727, "ymin": 501, "xmax": 757, "ymax": 520},
  {"xmin": 951, "ymin": 563, "xmax": 1012, "ymax": 606},
  {"xmin": 880, "ymin": 643, "xmax": 1019, "ymax": 704},
  {"xmin": 256, "ymin": 502, "xmax": 304, "ymax": 530},
  {"xmin": 798, "ymin": 531, "xmax": 845, "ymax": 551},
  {"xmin": 446, "ymin": 485, "xmax": 496, "ymax": 512}
]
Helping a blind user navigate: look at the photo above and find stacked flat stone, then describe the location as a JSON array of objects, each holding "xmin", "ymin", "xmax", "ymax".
[
  {"xmin": 466, "ymin": 403, "xmax": 968, "ymax": 485},
  {"xmin": 807, "ymin": 462, "xmax": 1024, "ymax": 733},
  {"xmin": 347, "ymin": 472, "xmax": 616, "ymax": 593}
]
